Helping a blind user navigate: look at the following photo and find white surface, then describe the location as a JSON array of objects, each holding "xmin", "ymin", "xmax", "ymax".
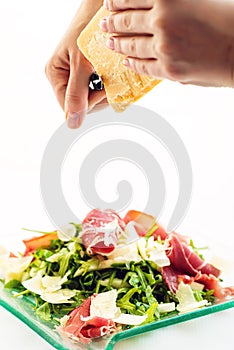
[{"xmin": 0, "ymin": 1, "xmax": 234, "ymax": 349}]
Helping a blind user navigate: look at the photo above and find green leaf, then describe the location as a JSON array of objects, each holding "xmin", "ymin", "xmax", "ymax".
[
  {"xmin": 22, "ymin": 228, "xmax": 55, "ymax": 235},
  {"xmin": 74, "ymin": 257, "xmax": 100, "ymax": 277},
  {"xmin": 4, "ymin": 280, "xmax": 24, "ymax": 291},
  {"xmin": 83, "ymin": 271, "xmax": 95, "ymax": 287},
  {"xmin": 145, "ymin": 285, "xmax": 157, "ymax": 305},
  {"xmin": 129, "ymin": 272, "xmax": 140, "ymax": 287},
  {"xmin": 141, "ymin": 301, "xmax": 158, "ymax": 325},
  {"xmin": 58, "ymin": 252, "xmax": 72, "ymax": 276},
  {"xmin": 34, "ymin": 249, "xmax": 54, "ymax": 260},
  {"xmin": 201, "ymin": 289, "xmax": 216, "ymax": 303},
  {"xmin": 117, "ymin": 287, "xmax": 139, "ymax": 313},
  {"xmin": 193, "ymin": 290, "xmax": 203, "ymax": 302},
  {"xmin": 145, "ymin": 223, "xmax": 158, "ymax": 238},
  {"xmin": 35, "ymin": 302, "xmax": 51, "ymax": 322},
  {"xmin": 69, "ymin": 223, "xmax": 82, "ymax": 237},
  {"xmin": 135, "ymin": 266, "xmax": 147, "ymax": 290},
  {"xmin": 189, "ymin": 239, "xmax": 208, "ymax": 261}
]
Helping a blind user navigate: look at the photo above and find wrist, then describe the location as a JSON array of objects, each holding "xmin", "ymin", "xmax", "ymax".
[
  {"xmin": 62, "ymin": 0, "xmax": 103, "ymax": 44},
  {"xmin": 74, "ymin": 0, "xmax": 103, "ymax": 27}
]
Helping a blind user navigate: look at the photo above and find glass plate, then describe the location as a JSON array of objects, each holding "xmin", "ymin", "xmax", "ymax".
[
  {"xmin": 0, "ymin": 284, "xmax": 233, "ymax": 350},
  {"xmin": 0, "ymin": 234, "xmax": 234, "ymax": 350}
]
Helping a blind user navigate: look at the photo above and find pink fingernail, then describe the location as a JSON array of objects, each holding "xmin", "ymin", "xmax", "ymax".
[
  {"xmin": 104, "ymin": 0, "xmax": 109, "ymax": 10},
  {"xmin": 106, "ymin": 37, "xmax": 115, "ymax": 50},
  {"xmin": 66, "ymin": 112, "xmax": 83, "ymax": 129},
  {"xmin": 99, "ymin": 18, "xmax": 108, "ymax": 32},
  {"xmin": 123, "ymin": 58, "xmax": 130, "ymax": 67}
]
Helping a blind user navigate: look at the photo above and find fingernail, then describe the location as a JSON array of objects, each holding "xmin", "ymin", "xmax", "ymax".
[
  {"xmin": 123, "ymin": 58, "xmax": 130, "ymax": 67},
  {"xmin": 103, "ymin": 0, "xmax": 109, "ymax": 10},
  {"xmin": 106, "ymin": 37, "xmax": 115, "ymax": 50},
  {"xmin": 100, "ymin": 18, "xmax": 108, "ymax": 32},
  {"xmin": 66, "ymin": 112, "xmax": 83, "ymax": 129}
]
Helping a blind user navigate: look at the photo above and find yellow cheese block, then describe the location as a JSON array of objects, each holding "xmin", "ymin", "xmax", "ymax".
[{"xmin": 77, "ymin": 7, "xmax": 161, "ymax": 112}]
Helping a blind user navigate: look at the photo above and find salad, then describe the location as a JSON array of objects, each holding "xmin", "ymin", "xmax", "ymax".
[{"xmin": 0, "ymin": 209, "xmax": 233, "ymax": 345}]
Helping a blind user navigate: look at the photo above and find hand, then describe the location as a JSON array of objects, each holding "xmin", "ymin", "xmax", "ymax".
[
  {"xmin": 101, "ymin": 0, "xmax": 234, "ymax": 87},
  {"xmin": 46, "ymin": 0, "xmax": 107, "ymax": 129}
]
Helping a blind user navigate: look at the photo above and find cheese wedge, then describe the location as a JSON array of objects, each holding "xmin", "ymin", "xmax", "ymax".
[{"xmin": 77, "ymin": 7, "xmax": 161, "ymax": 112}]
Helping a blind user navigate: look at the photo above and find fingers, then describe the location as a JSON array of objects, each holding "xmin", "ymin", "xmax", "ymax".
[
  {"xmin": 100, "ymin": 10, "xmax": 153, "ymax": 34},
  {"xmin": 45, "ymin": 59, "xmax": 69, "ymax": 110},
  {"xmin": 107, "ymin": 36, "xmax": 157, "ymax": 59},
  {"xmin": 46, "ymin": 51, "xmax": 107, "ymax": 129},
  {"xmin": 65, "ymin": 54, "xmax": 94, "ymax": 129},
  {"xmin": 123, "ymin": 57, "xmax": 160, "ymax": 78},
  {"xmin": 88, "ymin": 97, "xmax": 109, "ymax": 114},
  {"xmin": 104, "ymin": 0, "xmax": 153, "ymax": 11},
  {"xmin": 88, "ymin": 89, "xmax": 107, "ymax": 111},
  {"xmin": 124, "ymin": 57, "xmax": 185, "ymax": 81}
]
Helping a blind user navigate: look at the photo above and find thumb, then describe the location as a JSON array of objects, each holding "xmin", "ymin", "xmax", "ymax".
[{"xmin": 65, "ymin": 55, "xmax": 93, "ymax": 129}]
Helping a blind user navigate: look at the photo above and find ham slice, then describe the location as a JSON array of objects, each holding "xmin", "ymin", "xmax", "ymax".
[
  {"xmin": 162, "ymin": 234, "xmax": 222, "ymax": 295},
  {"xmin": 194, "ymin": 272, "xmax": 234, "ymax": 299},
  {"xmin": 178, "ymin": 272, "xmax": 234, "ymax": 300},
  {"xmin": 167, "ymin": 234, "xmax": 221, "ymax": 278},
  {"xmin": 123, "ymin": 210, "xmax": 168, "ymax": 240},
  {"xmin": 81, "ymin": 209, "xmax": 125, "ymax": 255},
  {"xmin": 61, "ymin": 295, "xmax": 116, "ymax": 344},
  {"xmin": 161, "ymin": 266, "xmax": 180, "ymax": 293}
]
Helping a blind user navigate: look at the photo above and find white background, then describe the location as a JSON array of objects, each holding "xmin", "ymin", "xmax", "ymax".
[{"xmin": 0, "ymin": 1, "xmax": 234, "ymax": 349}]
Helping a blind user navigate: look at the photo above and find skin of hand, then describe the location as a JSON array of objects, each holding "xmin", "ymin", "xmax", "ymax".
[
  {"xmin": 100, "ymin": 0, "xmax": 234, "ymax": 87},
  {"xmin": 45, "ymin": 0, "xmax": 107, "ymax": 129}
]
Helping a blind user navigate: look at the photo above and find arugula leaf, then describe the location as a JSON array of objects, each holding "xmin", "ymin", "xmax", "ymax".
[
  {"xmin": 35, "ymin": 302, "xmax": 51, "ymax": 322},
  {"xmin": 117, "ymin": 287, "xmax": 139, "ymax": 313},
  {"xmin": 69, "ymin": 223, "xmax": 82, "ymax": 237},
  {"xmin": 129, "ymin": 272, "xmax": 140, "ymax": 287},
  {"xmin": 145, "ymin": 285, "xmax": 157, "ymax": 305},
  {"xmin": 189, "ymin": 239, "xmax": 208, "ymax": 261},
  {"xmin": 4, "ymin": 280, "xmax": 24, "ymax": 291},
  {"xmin": 135, "ymin": 265, "xmax": 147, "ymax": 290},
  {"xmin": 141, "ymin": 302, "xmax": 158, "ymax": 325}
]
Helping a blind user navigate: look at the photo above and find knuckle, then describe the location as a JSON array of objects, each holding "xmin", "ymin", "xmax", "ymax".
[
  {"xmin": 114, "ymin": 38, "xmax": 121, "ymax": 53},
  {"xmin": 150, "ymin": 16, "xmax": 164, "ymax": 32},
  {"xmin": 107, "ymin": 0, "xmax": 114, "ymax": 11},
  {"xmin": 122, "ymin": 13, "xmax": 131, "ymax": 30},
  {"xmin": 65, "ymin": 93, "xmax": 82, "ymax": 103},
  {"xmin": 108, "ymin": 15, "xmax": 116, "ymax": 32},
  {"xmin": 139, "ymin": 61, "xmax": 150, "ymax": 76},
  {"xmin": 65, "ymin": 93, "xmax": 87, "ymax": 110},
  {"xmin": 108, "ymin": 12, "xmax": 132, "ymax": 32},
  {"xmin": 152, "ymin": 40, "xmax": 158, "ymax": 57},
  {"xmin": 150, "ymin": 16, "xmax": 159, "ymax": 32},
  {"xmin": 163, "ymin": 61, "xmax": 183, "ymax": 80},
  {"xmin": 151, "ymin": 16, "xmax": 171, "ymax": 37},
  {"xmin": 158, "ymin": 42, "xmax": 174, "ymax": 57},
  {"xmin": 45, "ymin": 56, "xmax": 61, "ymax": 84},
  {"xmin": 45, "ymin": 59, "xmax": 54, "ymax": 80},
  {"xmin": 128, "ymin": 37, "xmax": 137, "ymax": 56}
]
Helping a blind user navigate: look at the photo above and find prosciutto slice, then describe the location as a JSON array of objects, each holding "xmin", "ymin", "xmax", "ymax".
[
  {"xmin": 81, "ymin": 209, "xmax": 125, "ymax": 255},
  {"xmin": 178, "ymin": 272, "xmax": 234, "ymax": 300},
  {"xmin": 161, "ymin": 265, "xmax": 180, "ymax": 293},
  {"xmin": 167, "ymin": 234, "xmax": 221, "ymax": 278},
  {"xmin": 194, "ymin": 272, "xmax": 234, "ymax": 299},
  {"xmin": 162, "ymin": 234, "xmax": 222, "ymax": 294},
  {"xmin": 61, "ymin": 295, "xmax": 116, "ymax": 344},
  {"xmin": 123, "ymin": 210, "xmax": 168, "ymax": 240}
]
